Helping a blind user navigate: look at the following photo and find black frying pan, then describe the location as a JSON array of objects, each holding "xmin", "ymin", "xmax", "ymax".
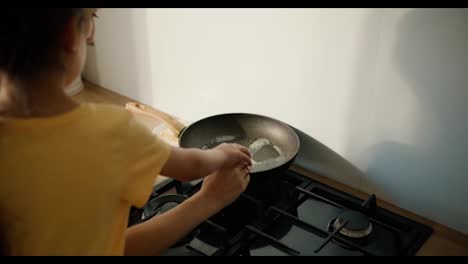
[{"xmin": 126, "ymin": 102, "xmax": 300, "ymax": 185}]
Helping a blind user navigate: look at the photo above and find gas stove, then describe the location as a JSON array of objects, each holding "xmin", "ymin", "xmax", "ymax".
[{"xmin": 128, "ymin": 169, "xmax": 433, "ymax": 256}]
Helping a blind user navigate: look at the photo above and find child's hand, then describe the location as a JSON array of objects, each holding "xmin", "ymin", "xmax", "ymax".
[
  {"xmin": 199, "ymin": 162, "xmax": 250, "ymax": 209},
  {"xmin": 161, "ymin": 143, "xmax": 252, "ymax": 182},
  {"xmin": 214, "ymin": 143, "xmax": 253, "ymax": 169}
]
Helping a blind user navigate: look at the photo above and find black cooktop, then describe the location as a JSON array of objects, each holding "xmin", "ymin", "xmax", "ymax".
[{"xmin": 128, "ymin": 169, "xmax": 433, "ymax": 256}]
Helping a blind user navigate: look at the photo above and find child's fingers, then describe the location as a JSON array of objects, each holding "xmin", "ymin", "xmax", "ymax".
[
  {"xmin": 233, "ymin": 144, "xmax": 252, "ymax": 158},
  {"xmin": 238, "ymin": 152, "xmax": 253, "ymax": 166}
]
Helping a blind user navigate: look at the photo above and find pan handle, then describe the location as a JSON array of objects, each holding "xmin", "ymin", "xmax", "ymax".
[{"xmin": 125, "ymin": 102, "xmax": 186, "ymax": 136}]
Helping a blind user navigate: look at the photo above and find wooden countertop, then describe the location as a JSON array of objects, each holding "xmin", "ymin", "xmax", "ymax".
[{"xmin": 73, "ymin": 79, "xmax": 468, "ymax": 256}]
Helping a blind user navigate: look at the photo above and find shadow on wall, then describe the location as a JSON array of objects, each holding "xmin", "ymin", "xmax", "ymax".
[
  {"xmin": 83, "ymin": 8, "xmax": 153, "ymax": 105},
  {"xmin": 365, "ymin": 9, "xmax": 468, "ymax": 234},
  {"xmin": 292, "ymin": 126, "xmax": 367, "ymax": 191}
]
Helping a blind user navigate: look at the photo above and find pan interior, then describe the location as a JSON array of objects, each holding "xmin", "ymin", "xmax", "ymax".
[{"xmin": 179, "ymin": 114, "xmax": 299, "ymax": 173}]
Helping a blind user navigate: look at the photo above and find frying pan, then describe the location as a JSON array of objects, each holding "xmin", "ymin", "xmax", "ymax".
[{"xmin": 125, "ymin": 102, "xmax": 300, "ymax": 191}]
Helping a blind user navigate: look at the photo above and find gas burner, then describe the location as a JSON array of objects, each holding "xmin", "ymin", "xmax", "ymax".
[
  {"xmin": 328, "ymin": 210, "xmax": 373, "ymax": 239},
  {"xmin": 141, "ymin": 194, "xmax": 187, "ymax": 220},
  {"xmin": 141, "ymin": 194, "xmax": 200, "ymax": 248}
]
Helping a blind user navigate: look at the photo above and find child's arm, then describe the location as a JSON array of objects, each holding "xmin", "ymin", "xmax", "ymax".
[
  {"xmin": 124, "ymin": 162, "xmax": 250, "ymax": 256},
  {"xmin": 160, "ymin": 143, "xmax": 252, "ymax": 181}
]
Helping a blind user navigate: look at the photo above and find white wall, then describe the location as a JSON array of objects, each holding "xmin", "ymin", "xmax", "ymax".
[
  {"xmin": 84, "ymin": 8, "xmax": 154, "ymax": 102},
  {"xmin": 361, "ymin": 9, "xmax": 468, "ymax": 234},
  {"xmin": 83, "ymin": 8, "xmax": 468, "ymax": 234}
]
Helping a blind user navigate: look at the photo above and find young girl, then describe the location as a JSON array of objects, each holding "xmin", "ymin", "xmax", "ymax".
[{"xmin": 0, "ymin": 8, "xmax": 252, "ymax": 256}]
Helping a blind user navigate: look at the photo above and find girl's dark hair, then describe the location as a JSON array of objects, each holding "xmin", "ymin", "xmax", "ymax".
[
  {"xmin": 0, "ymin": 9, "xmax": 84, "ymax": 255},
  {"xmin": 0, "ymin": 8, "xmax": 83, "ymax": 79}
]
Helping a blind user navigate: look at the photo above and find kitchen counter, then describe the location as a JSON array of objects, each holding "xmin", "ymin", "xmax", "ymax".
[{"xmin": 73, "ymin": 79, "xmax": 468, "ymax": 256}]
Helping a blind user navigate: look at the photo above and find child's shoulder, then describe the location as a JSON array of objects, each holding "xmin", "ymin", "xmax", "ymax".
[
  {"xmin": 84, "ymin": 103, "xmax": 129, "ymax": 114},
  {"xmin": 80, "ymin": 102, "xmax": 137, "ymax": 129},
  {"xmin": 83, "ymin": 103, "xmax": 133, "ymax": 120}
]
